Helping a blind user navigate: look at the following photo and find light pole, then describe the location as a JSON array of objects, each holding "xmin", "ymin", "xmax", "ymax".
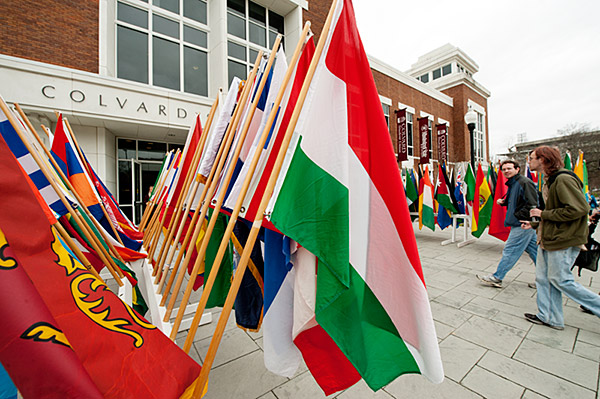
[{"xmin": 464, "ymin": 108, "xmax": 477, "ymax": 170}]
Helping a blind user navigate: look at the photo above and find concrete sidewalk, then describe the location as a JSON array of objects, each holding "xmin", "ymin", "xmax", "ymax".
[{"xmin": 179, "ymin": 223, "xmax": 600, "ymax": 399}]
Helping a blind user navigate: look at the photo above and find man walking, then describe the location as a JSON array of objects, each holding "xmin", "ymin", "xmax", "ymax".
[
  {"xmin": 524, "ymin": 146, "xmax": 600, "ymax": 329},
  {"xmin": 477, "ymin": 160, "xmax": 538, "ymax": 288}
]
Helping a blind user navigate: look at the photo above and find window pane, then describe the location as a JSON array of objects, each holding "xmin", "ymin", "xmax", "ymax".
[
  {"xmin": 432, "ymin": 68, "xmax": 441, "ymax": 80},
  {"xmin": 153, "ymin": 14, "xmax": 179, "ymax": 38},
  {"xmin": 269, "ymin": 30, "xmax": 277, "ymax": 48},
  {"xmin": 117, "ymin": 26, "xmax": 148, "ymax": 83},
  {"xmin": 184, "ymin": 25, "xmax": 207, "ymax": 47},
  {"xmin": 227, "ymin": 0, "xmax": 245, "ymax": 15},
  {"xmin": 184, "ymin": 46, "xmax": 207, "ymax": 96},
  {"xmin": 117, "ymin": 2, "xmax": 148, "ymax": 28},
  {"xmin": 183, "ymin": 0, "xmax": 207, "ymax": 24},
  {"xmin": 153, "ymin": 36, "xmax": 180, "ymax": 90},
  {"xmin": 228, "ymin": 41, "xmax": 246, "ymax": 61},
  {"xmin": 442, "ymin": 63, "xmax": 451, "ymax": 76},
  {"xmin": 420, "ymin": 73, "xmax": 429, "ymax": 83},
  {"xmin": 153, "ymin": 0, "xmax": 179, "ymax": 14},
  {"xmin": 117, "ymin": 138, "xmax": 136, "ymax": 159},
  {"xmin": 138, "ymin": 141, "xmax": 167, "ymax": 161},
  {"xmin": 249, "ymin": 22, "xmax": 266, "ymax": 46},
  {"xmin": 269, "ymin": 11, "xmax": 284, "ymax": 33},
  {"xmin": 118, "ymin": 161, "xmax": 132, "ymax": 204},
  {"xmin": 249, "ymin": 2, "xmax": 266, "ymax": 24},
  {"xmin": 249, "ymin": 49, "xmax": 259, "ymax": 64},
  {"xmin": 228, "ymin": 59, "xmax": 246, "ymax": 86},
  {"xmin": 227, "ymin": 12, "xmax": 246, "ymax": 39}
]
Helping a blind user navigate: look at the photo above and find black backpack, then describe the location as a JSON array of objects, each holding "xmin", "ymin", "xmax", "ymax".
[{"xmin": 572, "ymin": 222, "xmax": 600, "ymax": 276}]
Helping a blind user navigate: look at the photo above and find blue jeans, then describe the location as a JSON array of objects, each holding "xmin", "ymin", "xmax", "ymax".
[
  {"xmin": 493, "ymin": 226, "xmax": 538, "ymax": 281},
  {"xmin": 536, "ymin": 246, "xmax": 600, "ymax": 327}
]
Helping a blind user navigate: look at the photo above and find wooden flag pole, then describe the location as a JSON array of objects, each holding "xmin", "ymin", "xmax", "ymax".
[
  {"xmin": 0, "ymin": 99, "xmax": 125, "ymax": 286},
  {"xmin": 169, "ymin": 38, "xmax": 280, "ymax": 336},
  {"xmin": 189, "ymin": 1, "xmax": 337, "ymax": 393},
  {"xmin": 162, "ymin": 62, "xmax": 259, "ymax": 320},
  {"xmin": 147, "ymin": 149, "xmax": 181, "ymax": 259},
  {"xmin": 182, "ymin": 23, "xmax": 310, "ymax": 352},
  {"xmin": 156, "ymin": 96, "xmax": 220, "ymax": 290},
  {"xmin": 62, "ymin": 117, "xmax": 126, "ymax": 247},
  {"xmin": 53, "ymin": 221, "xmax": 105, "ymax": 283},
  {"xmin": 142, "ymin": 152, "xmax": 172, "ymax": 242}
]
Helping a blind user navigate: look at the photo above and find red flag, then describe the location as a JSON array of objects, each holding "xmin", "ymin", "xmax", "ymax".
[
  {"xmin": 0, "ymin": 133, "xmax": 201, "ymax": 398},
  {"xmin": 488, "ymin": 168, "xmax": 510, "ymax": 241},
  {"xmin": 0, "ymin": 228, "xmax": 103, "ymax": 399}
]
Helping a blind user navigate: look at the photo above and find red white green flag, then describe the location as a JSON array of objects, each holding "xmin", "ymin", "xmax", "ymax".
[
  {"xmin": 267, "ymin": 0, "xmax": 443, "ymax": 392},
  {"xmin": 419, "ymin": 165, "xmax": 435, "ymax": 231}
]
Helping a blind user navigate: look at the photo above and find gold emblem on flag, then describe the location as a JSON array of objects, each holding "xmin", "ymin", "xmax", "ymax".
[{"xmin": 21, "ymin": 321, "xmax": 71, "ymax": 348}]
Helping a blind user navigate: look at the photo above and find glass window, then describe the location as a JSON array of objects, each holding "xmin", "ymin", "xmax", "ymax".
[
  {"xmin": 249, "ymin": 22, "xmax": 266, "ymax": 46},
  {"xmin": 117, "ymin": 2, "xmax": 148, "ymax": 28},
  {"xmin": 249, "ymin": 2, "xmax": 266, "ymax": 24},
  {"xmin": 420, "ymin": 73, "xmax": 429, "ymax": 83},
  {"xmin": 406, "ymin": 112, "xmax": 413, "ymax": 156},
  {"xmin": 184, "ymin": 25, "xmax": 207, "ymax": 47},
  {"xmin": 153, "ymin": 36, "xmax": 180, "ymax": 90},
  {"xmin": 118, "ymin": 160, "xmax": 133, "ymax": 204},
  {"xmin": 153, "ymin": 0, "xmax": 179, "ymax": 14},
  {"xmin": 228, "ymin": 59, "xmax": 247, "ymax": 85},
  {"xmin": 138, "ymin": 141, "xmax": 167, "ymax": 161},
  {"xmin": 183, "ymin": 0, "xmax": 207, "ymax": 24},
  {"xmin": 475, "ymin": 112, "xmax": 486, "ymax": 162},
  {"xmin": 117, "ymin": 25, "xmax": 148, "ymax": 83},
  {"xmin": 432, "ymin": 68, "xmax": 441, "ymax": 80},
  {"xmin": 249, "ymin": 48, "xmax": 259, "ymax": 63},
  {"xmin": 117, "ymin": 138, "xmax": 137, "ymax": 159},
  {"xmin": 153, "ymin": 14, "xmax": 179, "ymax": 39},
  {"xmin": 228, "ymin": 12, "xmax": 246, "ymax": 39},
  {"xmin": 184, "ymin": 46, "xmax": 208, "ymax": 96},
  {"xmin": 381, "ymin": 103, "xmax": 390, "ymax": 127},
  {"xmin": 228, "ymin": 0, "xmax": 245, "ymax": 15},
  {"xmin": 228, "ymin": 40, "xmax": 246, "ymax": 61},
  {"xmin": 168, "ymin": 143, "xmax": 185, "ymax": 152},
  {"xmin": 442, "ymin": 63, "xmax": 451, "ymax": 76},
  {"xmin": 269, "ymin": 11, "xmax": 284, "ymax": 33}
]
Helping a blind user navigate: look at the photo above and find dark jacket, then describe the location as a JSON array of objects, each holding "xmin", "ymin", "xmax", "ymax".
[
  {"xmin": 540, "ymin": 169, "xmax": 589, "ymax": 250},
  {"xmin": 503, "ymin": 174, "xmax": 538, "ymax": 227}
]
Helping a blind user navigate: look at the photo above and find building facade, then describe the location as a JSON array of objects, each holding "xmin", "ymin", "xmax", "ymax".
[{"xmin": 0, "ymin": 0, "xmax": 490, "ymax": 222}]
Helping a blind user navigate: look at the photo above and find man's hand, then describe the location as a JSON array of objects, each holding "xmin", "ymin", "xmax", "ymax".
[
  {"xmin": 496, "ymin": 198, "xmax": 505, "ymax": 205},
  {"xmin": 521, "ymin": 221, "xmax": 532, "ymax": 230},
  {"xmin": 530, "ymin": 208, "xmax": 542, "ymax": 218}
]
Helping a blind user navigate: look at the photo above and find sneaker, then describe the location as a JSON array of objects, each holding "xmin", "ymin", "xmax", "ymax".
[
  {"xmin": 528, "ymin": 282, "xmax": 537, "ymax": 289},
  {"xmin": 524, "ymin": 313, "xmax": 564, "ymax": 330},
  {"xmin": 580, "ymin": 305, "xmax": 593, "ymax": 314},
  {"xmin": 476, "ymin": 274, "xmax": 502, "ymax": 288}
]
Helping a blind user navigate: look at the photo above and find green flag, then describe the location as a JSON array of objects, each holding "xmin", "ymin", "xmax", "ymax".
[
  {"xmin": 564, "ymin": 151, "xmax": 572, "ymax": 170},
  {"xmin": 405, "ymin": 169, "xmax": 419, "ymax": 206},
  {"xmin": 465, "ymin": 163, "xmax": 476, "ymax": 202}
]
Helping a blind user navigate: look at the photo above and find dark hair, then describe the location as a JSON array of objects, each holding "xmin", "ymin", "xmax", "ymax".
[
  {"xmin": 533, "ymin": 146, "xmax": 564, "ymax": 175},
  {"xmin": 500, "ymin": 159, "xmax": 520, "ymax": 170}
]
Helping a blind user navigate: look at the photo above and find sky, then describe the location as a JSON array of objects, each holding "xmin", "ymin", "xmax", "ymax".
[{"xmin": 351, "ymin": 0, "xmax": 600, "ymax": 156}]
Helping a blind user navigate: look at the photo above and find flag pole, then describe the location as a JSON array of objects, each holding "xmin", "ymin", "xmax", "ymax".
[
  {"xmin": 62, "ymin": 117, "xmax": 126, "ymax": 247},
  {"xmin": 162, "ymin": 58, "xmax": 260, "ymax": 322},
  {"xmin": 0, "ymin": 98, "xmax": 124, "ymax": 286},
  {"xmin": 159, "ymin": 100, "xmax": 242, "ymax": 307},
  {"xmin": 169, "ymin": 38, "xmax": 281, "ymax": 335},
  {"xmin": 189, "ymin": 0, "xmax": 338, "ymax": 393},
  {"xmin": 139, "ymin": 154, "xmax": 169, "ymax": 231},
  {"xmin": 53, "ymin": 221, "xmax": 105, "ymax": 282},
  {"xmin": 181, "ymin": 22, "xmax": 311, "ymax": 352},
  {"xmin": 142, "ymin": 151, "xmax": 172, "ymax": 240},
  {"xmin": 153, "ymin": 115, "xmax": 209, "ymax": 283},
  {"xmin": 156, "ymin": 95, "xmax": 220, "ymax": 291}
]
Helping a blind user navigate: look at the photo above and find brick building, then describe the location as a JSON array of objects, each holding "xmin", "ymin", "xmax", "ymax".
[{"xmin": 0, "ymin": 0, "xmax": 490, "ymax": 222}]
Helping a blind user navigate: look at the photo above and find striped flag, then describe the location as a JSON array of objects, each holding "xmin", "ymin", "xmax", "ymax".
[{"xmin": 267, "ymin": 0, "xmax": 443, "ymax": 392}]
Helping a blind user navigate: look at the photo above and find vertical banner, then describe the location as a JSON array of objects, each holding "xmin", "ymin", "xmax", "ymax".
[
  {"xmin": 436, "ymin": 123, "xmax": 447, "ymax": 163},
  {"xmin": 396, "ymin": 109, "xmax": 407, "ymax": 162},
  {"xmin": 418, "ymin": 117, "xmax": 429, "ymax": 164}
]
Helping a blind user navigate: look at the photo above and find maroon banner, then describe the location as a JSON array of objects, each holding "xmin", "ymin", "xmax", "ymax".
[
  {"xmin": 396, "ymin": 109, "xmax": 407, "ymax": 162},
  {"xmin": 436, "ymin": 123, "xmax": 447, "ymax": 163},
  {"xmin": 418, "ymin": 117, "xmax": 430, "ymax": 164}
]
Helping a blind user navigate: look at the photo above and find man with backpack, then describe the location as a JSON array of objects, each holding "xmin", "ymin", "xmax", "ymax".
[
  {"xmin": 523, "ymin": 146, "xmax": 600, "ymax": 330},
  {"xmin": 477, "ymin": 160, "xmax": 538, "ymax": 288}
]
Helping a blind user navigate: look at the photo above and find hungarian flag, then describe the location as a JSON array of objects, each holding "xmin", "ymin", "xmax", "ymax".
[
  {"xmin": 434, "ymin": 163, "xmax": 457, "ymax": 213},
  {"xmin": 488, "ymin": 168, "xmax": 510, "ymax": 241},
  {"xmin": 419, "ymin": 166, "xmax": 435, "ymax": 231},
  {"xmin": 0, "ymin": 132, "xmax": 201, "ymax": 398},
  {"xmin": 405, "ymin": 169, "xmax": 419, "ymax": 207},
  {"xmin": 564, "ymin": 151, "xmax": 572, "ymax": 170},
  {"xmin": 471, "ymin": 163, "xmax": 492, "ymax": 238},
  {"xmin": 465, "ymin": 163, "xmax": 476, "ymax": 202},
  {"xmin": 268, "ymin": 0, "xmax": 443, "ymax": 392}
]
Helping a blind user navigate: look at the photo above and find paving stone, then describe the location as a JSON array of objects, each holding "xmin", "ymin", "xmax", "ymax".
[
  {"xmin": 257, "ymin": 393, "xmax": 277, "ymax": 399},
  {"xmin": 525, "ymin": 323, "xmax": 577, "ymax": 353},
  {"xmin": 578, "ymin": 329, "xmax": 600, "ymax": 346},
  {"xmin": 521, "ymin": 389, "xmax": 549, "ymax": 399},
  {"xmin": 203, "ymin": 351, "xmax": 288, "ymax": 399},
  {"xmin": 434, "ymin": 320, "xmax": 455, "ymax": 341},
  {"xmin": 271, "ymin": 371, "xmax": 334, "ymax": 399},
  {"xmin": 194, "ymin": 327, "xmax": 260, "ymax": 367},
  {"xmin": 461, "ymin": 365, "xmax": 525, "ymax": 399},
  {"xmin": 462, "ymin": 301, "xmax": 500, "ymax": 318},
  {"xmin": 429, "ymin": 301, "xmax": 472, "ymax": 328},
  {"xmin": 573, "ymin": 340, "xmax": 600, "ymax": 362},
  {"xmin": 438, "ymin": 335, "xmax": 486, "ymax": 382},
  {"xmin": 453, "ymin": 315, "xmax": 526, "ymax": 357},
  {"xmin": 434, "ymin": 289, "xmax": 476, "ymax": 309},
  {"xmin": 491, "ymin": 311, "xmax": 534, "ymax": 331},
  {"xmin": 514, "ymin": 339, "xmax": 598, "ymax": 390},
  {"xmin": 336, "ymin": 380, "xmax": 394, "ymax": 399},
  {"xmin": 456, "ymin": 278, "xmax": 502, "ymax": 300},
  {"xmin": 384, "ymin": 373, "xmax": 482, "ymax": 398},
  {"xmin": 478, "ymin": 351, "xmax": 596, "ymax": 399}
]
